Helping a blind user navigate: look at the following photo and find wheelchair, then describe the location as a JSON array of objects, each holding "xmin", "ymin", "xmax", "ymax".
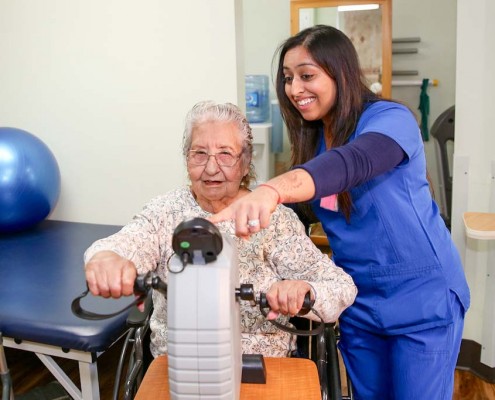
[
  {"xmin": 112, "ymin": 216, "xmax": 354, "ymax": 399},
  {"xmin": 75, "ymin": 216, "xmax": 354, "ymax": 399},
  {"xmin": 114, "ymin": 296, "xmax": 354, "ymax": 400}
]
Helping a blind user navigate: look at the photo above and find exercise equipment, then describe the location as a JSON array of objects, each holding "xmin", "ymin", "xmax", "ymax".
[
  {"xmin": 0, "ymin": 127, "xmax": 61, "ymax": 233},
  {"xmin": 73, "ymin": 217, "xmax": 326, "ymax": 399}
]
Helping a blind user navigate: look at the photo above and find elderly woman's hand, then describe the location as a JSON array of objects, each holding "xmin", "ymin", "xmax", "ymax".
[
  {"xmin": 84, "ymin": 251, "xmax": 137, "ymax": 299},
  {"xmin": 264, "ymin": 280, "xmax": 314, "ymax": 320}
]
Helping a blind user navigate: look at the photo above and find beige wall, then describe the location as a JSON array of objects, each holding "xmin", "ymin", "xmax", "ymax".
[{"xmin": 0, "ymin": 0, "xmax": 244, "ymax": 225}]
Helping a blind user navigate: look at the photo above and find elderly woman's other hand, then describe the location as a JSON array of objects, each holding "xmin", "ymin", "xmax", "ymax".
[
  {"xmin": 84, "ymin": 250, "xmax": 137, "ymax": 299},
  {"xmin": 264, "ymin": 280, "xmax": 313, "ymax": 320}
]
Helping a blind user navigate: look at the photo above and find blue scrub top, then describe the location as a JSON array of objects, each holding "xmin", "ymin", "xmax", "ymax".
[{"xmin": 311, "ymin": 101, "xmax": 470, "ymax": 335}]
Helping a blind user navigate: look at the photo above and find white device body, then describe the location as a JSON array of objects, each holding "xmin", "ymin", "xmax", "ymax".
[{"xmin": 167, "ymin": 235, "xmax": 241, "ymax": 399}]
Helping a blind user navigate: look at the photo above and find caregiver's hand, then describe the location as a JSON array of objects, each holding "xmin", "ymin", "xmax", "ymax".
[
  {"xmin": 209, "ymin": 169, "xmax": 316, "ymax": 238},
  {"xmin": 208, "ymin": 184, "xmax": 280, "ymax": 237}
]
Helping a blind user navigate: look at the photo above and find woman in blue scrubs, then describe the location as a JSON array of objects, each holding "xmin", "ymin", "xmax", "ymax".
[{"xmin": 210, "ymin": 25, "xmax": 470, "ymax": 399}]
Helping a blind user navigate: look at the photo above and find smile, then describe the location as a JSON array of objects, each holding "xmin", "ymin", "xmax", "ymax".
[{"xmin": 297, "ymin": 97, "xmax": 316, "ymax": 106}]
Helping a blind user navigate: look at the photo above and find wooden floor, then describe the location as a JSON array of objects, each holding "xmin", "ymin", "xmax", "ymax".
[{"xmin": 4, "ymin": 341, "xmax": 495, "ymax": 400}]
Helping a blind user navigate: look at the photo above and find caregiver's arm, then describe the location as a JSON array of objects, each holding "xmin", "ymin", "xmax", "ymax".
[
  {"xmin": 300, "ymin": 132, "xmax": 406, "ymax": 200},
  {"xmin": 210, "ymin": 133, "xmax": 405, "ymax": 236}
]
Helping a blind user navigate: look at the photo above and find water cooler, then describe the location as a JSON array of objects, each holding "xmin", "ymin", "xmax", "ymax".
[
  {"xmin": 251, "ymin": 122, "xmax": 274, "ymax": 185},
  {"xmin": 245, "ymin": 75, "xmax": 283, "ymax": 186}
]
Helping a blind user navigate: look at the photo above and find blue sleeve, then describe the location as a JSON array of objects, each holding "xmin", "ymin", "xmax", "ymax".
[
  {"xmin": 355, "ymin": 102, "xmax": 422, "ymax": 159},
  {"xmin": 297, "ymin": 133, "xmax": 406, "ymax": 200}
]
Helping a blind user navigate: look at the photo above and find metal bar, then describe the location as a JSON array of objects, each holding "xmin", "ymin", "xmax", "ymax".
[
  {"xmin": 392, "ymin": 70, "xmax": 419, "ymax": 76},
  {"xmin": 79, "ymin": 360, "xmax": 100, "ymax": 400},
  {"xmin": 392, "ymin": 48, "xmax": 418, "ymax": 54},
  {"xmin": 36, "ymin": 353, "xmax": 82, "ymax": 400},
  {"xmin": 0, "ymin": 334, "xmax": 14, "ymax": 400},
  {"xmin": 392, "ymin": 37, "xmax": 421, "ymax": 43},
  {"xmin": 1, "ymin": 337, "xmax": 95, "ymax": 362}
]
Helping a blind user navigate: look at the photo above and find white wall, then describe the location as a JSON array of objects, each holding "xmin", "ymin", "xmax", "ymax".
[
  {"xmin": 453, "ymin": 0, "xmax": 495, "ymax": 343},
  {"xmin": 242, "ymin": 0, "xmax": 290, "ymax": 95},
  {"xmin": 243, "ymin": 0, "xmax": 291, "ymax": 170},
  {"xmin": 392, "ymin": 0, "xmax": 457, "ymax": 216},
  {"xmin": 0, "ymin": 0, "xmax": 244, "ymax": 225}
]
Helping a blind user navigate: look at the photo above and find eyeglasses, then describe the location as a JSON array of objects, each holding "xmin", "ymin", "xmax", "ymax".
[{"xmin": 187, "ymin": 150, "xmax": 242, "ymax": 167}]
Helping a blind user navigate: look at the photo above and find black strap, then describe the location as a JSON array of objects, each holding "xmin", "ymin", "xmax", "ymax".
[
  {"xmin": 71, "ymin": 287, "xmax": 147, "ymax": 320},
  {"xmin": 259, "ymin": 306, "xmax": 325, "ymax": 336}
]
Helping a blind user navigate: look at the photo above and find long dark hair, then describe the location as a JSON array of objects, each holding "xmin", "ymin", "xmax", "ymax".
[{"xmin": 274, "ymin": 25, "xmax": 381, "ymax": 221}]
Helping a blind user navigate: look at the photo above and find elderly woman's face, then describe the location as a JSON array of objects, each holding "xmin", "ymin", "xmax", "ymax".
[{"xmin": 188, "ymin": 120, "xmax": 249, "ymax": 210}]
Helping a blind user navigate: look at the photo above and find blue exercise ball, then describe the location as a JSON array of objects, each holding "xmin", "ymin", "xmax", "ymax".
[{"xmin": 0, "ymin": 127, "xmax": 61, "ymax": 233}]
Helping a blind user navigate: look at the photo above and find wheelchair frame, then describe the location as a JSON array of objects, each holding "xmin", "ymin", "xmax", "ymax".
[{"xmin": 115, "ymin": 303, "xmax": 354, "ymax": 400}]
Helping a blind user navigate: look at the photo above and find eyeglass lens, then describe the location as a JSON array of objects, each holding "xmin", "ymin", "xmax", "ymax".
[{"xmin": 189, "ymin": 151, "xmax": 238, "ymax": 166}]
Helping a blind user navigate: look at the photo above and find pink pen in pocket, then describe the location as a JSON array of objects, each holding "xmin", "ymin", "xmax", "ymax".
[{"xmin": 320, "ymin": 194, "xmax": 338, "ymax": 212}]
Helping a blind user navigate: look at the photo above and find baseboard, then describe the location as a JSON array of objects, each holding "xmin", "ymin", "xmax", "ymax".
[{"xmin": 456, "ymin": 339, "xmax": 495, "ymax": 383}]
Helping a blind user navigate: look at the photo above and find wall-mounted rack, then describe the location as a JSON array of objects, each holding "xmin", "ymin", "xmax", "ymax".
[
  {"xmin": 392, "ymin": 70, "xmax": 419, "ymax": 76},
  {"xmin": 393, "ymin": 48, "xmax": 418, "ymax": 54},
  {"xmin": 392, "ymin": 37, "xmax": 420, "ymax": 55},
  {"xmin": 392, "ymin": 37, "xmax": 421, "ymax": 43},
  {"xmin": 392, "ymin": 36, "xmax": 431, "ymax": 85}
]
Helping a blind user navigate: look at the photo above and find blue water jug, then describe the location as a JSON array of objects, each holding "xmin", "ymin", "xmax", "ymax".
[{"xmin": 245, "ymin": 75, "xmax": 270, "ymax": 123}]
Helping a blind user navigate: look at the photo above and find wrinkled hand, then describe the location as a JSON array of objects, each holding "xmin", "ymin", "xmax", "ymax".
[
  {"xmin": 85, "ymin": 251, "xmax": 137, "ymax": 299},
  {"xmin": 208, "ymin": 185, "xmax": 279, "ymax": 238},
  {"xmin": 265, "ymin": 280, "xmax": 313, "ymax": 320}
]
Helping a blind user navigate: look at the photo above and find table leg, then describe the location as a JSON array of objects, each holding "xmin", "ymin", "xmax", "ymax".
[
  {"xmin": 3, "ymin": 337, "xmax": 103, "ymax": 400},
  {"xmin": 0, "ymin": 334, "xmax": 14, "ymax": 400},
  {"xmin": 36, "ymin": 353, "xmax": 83, "ymax": 399},
  {"xmin": 79, "ymin": 360, "xmax": 100, "ymax": 400}
]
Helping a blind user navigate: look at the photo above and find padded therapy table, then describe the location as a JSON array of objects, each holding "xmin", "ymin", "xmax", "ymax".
[{"xmin": 0, "ymin": 220, "xmax": 133, "ymax": 399}]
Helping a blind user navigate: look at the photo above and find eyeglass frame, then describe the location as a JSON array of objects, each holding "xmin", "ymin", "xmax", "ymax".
[{"xmin": 187, "ymin": 148, "xmax": 245, "ymax": 167}]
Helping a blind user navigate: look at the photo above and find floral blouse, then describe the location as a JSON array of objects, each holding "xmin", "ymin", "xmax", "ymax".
[{"xmin": 84, "ymin": 187, "xmax": 357, "ymax": 357}]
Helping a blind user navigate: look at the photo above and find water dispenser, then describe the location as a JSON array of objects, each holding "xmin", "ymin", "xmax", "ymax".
[{"xmin": 245, "ymin": 75, "xmax": 270, "ymax": 123}]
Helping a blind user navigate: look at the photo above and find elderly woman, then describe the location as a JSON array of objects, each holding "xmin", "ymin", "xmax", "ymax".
[{"xmin": 84, "ymin": 100, "xmax": 357, "ymax": 358}]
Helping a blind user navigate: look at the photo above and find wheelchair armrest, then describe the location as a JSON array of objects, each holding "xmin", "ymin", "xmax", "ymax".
[{"xmin": 127, "ymin": 292, "xmax": 153, "ymax": 328}]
